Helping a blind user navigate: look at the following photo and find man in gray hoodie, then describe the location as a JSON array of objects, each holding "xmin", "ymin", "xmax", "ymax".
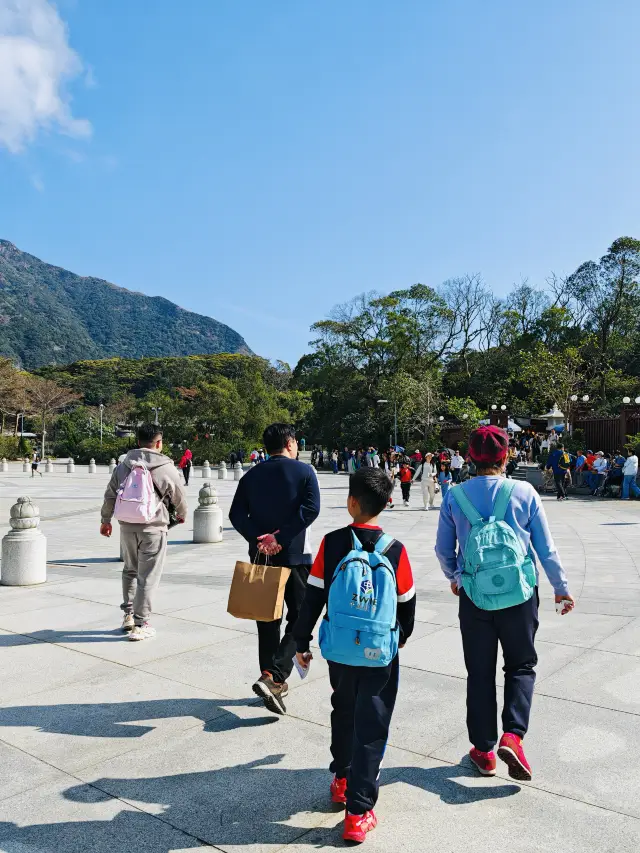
[{"xmin": 100, "ymin": 423, "xmax": 188, "ymax": 641}]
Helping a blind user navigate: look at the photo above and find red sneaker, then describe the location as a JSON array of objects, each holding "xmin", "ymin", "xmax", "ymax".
[
  {"xmin": 498, "ymin": 733, "xmax": 532, "ymax": 781},
  {"xmin": 330, "ymin": 775, "xmax": 347, "ymax": 804},
  {"xmin": 343, "ymin": 810, "xmax": 377, "ymax": 843},
  {"xmin": 469, "ymin": 748, "xmax": 496, "ymax": 776}
]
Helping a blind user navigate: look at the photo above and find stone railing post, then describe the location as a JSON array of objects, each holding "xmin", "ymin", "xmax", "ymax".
[
  {"xmin": 22, "ymin": 458, "xmax": 29, "ymax": 473},
  {"xmin": 45, "ymin": 458, "xmax": 53, "ymax": 473},
  {"xmin": 0, "ymin": 458, "xmax": 7, "ymax": 473},
  {"xmin": 88, "ymin": 458, "xmax": 97, "ymax": 474},
  {"xmin": 234, "ymin": 461, "xmax": 243, "ymax": 481},
  {"xmin": 193, "ymin": 483, "xmax": 223, "ymax": 543},
  {"xmin": 1, "ymin": 497, "xmax": 47, "ymax": 586},
  {"xmin": 201, "ymin": 460, "xmax": 211, "ymax": 479},
  {"xmin": 109, "ymin": 458, "xmax": 116, "ymax": 474},
  {"xmin": 67, "ymin": 458, "xmax": 75, "ymax": 474},
  {"xmin": 218, "ymin": 460, "xmax": 227, "ymax": 480}
]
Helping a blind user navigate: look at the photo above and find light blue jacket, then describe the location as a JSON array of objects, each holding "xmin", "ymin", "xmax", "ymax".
[{"xmin": 435, "ymin": 476, "xmax": 569, "ymax": 595}]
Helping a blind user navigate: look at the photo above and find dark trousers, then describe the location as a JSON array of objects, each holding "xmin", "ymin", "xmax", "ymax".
[
  {"xmin": 459, "ymin": 588, "xmax": 539, "ymax": 752},
  {"xmin": 400, "ymin": 482, "xmax": 411, "ymax": 502},
  {"xmin": 183, "ymin": 466, "xmax": 190, "ymax": 485},
  {"xmin": 257, "ymin": 564, "xmax": 309, "ymax": 683},
  {"xmin": 553, "ymin": 472, "xmax": 566, "ymax": 498},
  {"xmin": 452, "ymin": 468, "xmax": 461, "ymax": 483},
  {"xmin": 329, "ymin": 656, "xmax": 399, "ymax": 815}
]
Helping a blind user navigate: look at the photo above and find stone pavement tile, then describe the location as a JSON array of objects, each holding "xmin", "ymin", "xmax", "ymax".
[
  {"xmin": 0, "ymin": 777, "xmax": 206, "ymax": 852},
  {"xmin": 138, "ymin": 632, "xmax": 331, "ymax": 698},
  {"xmin": 53, "ymin": 577, "xmax": 229, "ymax": 614},
  {"xmin": 76, "ymin": 707, "xmax": 416, "ymax": 852},
  {"xmin": 399, "ymin": 626, "xmax": 467, "ymax": 678},
  {"xmin": 0, "ymin": 589, "xmax": 84, "ymax": 616},
  {"xmin": 536, "ymin": 611, "xmax": 631, "ymax": 649},
  {"xmin": 0, "ymin": 741, "xmax": 71, "ymax": 802},
  {"xmin": 285, "ymin": 758, "xmax": 640, "ymax": 853},
  {"xmin": 431, "ymin": 694, "xmax": 640, "ymax": 817},
  {"xmin": 539, "ymin": 649, "xmax": 640, "ymax": 714},
  {"xmin": 576, "ymin": 600, "xmax": 640, "ymax": 618},
  {"xmin": 596, "ymin": 616, "xmax": 640, "ymax": 656},
  {"xmin": 0, "ymin": 664, "xmax": 241, "ymax": 773},
  {"xmin": 171, "ymin": 601, "xmax": 258, "ymax": 634},
  {"xmin": 0, "ymin": 599, "xmax": 246, "ymax": 666},
  {"xmin": 0, "ymin": 637, "xmax": 124, "ymax": 704},
  {"xmin": 286, "ymin": 666, "xmax": 466, "ymax": 757},
  {"xmin": 413, "ymin": 599, "xmax": 458, "ymax": 626}
]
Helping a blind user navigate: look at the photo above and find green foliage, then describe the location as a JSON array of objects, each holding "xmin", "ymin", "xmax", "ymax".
[
  {"xmin": 0, "ymin": 240, "xmax": 251, "ymax": 369},
  {"xmin": 17, "ymin": 436, "xmax": 31, "ymax": 457},
  {"xmin": 0, "ymin": 436, "xmax": 19, "ymax": 459}
]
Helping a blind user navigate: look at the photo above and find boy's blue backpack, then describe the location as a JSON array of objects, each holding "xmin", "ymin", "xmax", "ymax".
[
  {"xmin": 319, "ymin": 531, "xmax": 399, "ymax": 667},
  {"xmin": 450, "ymin": 479, "xmax": 536, "ymax": 611}
]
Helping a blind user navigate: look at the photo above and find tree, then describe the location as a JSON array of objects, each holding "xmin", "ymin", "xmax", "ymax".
[
  {"xmin": 25, "ymin": 377, "xmax": 80, "ymax": 457},
  {"xmin": 565, "ymin": 237, "xmax": 640, "ymax": 399}
]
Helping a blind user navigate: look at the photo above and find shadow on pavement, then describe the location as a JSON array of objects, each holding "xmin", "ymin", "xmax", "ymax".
[
  {"xmin": 0, "ymin": 697, "xmax": 277, "ymax": 739},
  {"xmin": 0, "ymin": 750, "xmax": 520, "ymax": 850}
]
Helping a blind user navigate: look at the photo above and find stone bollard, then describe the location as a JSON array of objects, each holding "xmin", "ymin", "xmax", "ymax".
[
  {"xmin": 67, "ymin": 458, "xmax": 75, "ymax": 474},
  {"xmin": 1, "ymin": 458, "xmax": 7, "ymax": 473},
  {"xmin": 23, "ymin": 459, "xmax": 29, "ymax": 473},
  {"xmin": 45, "ymin": 458, "xmax": 53, "ymax": 473},
  {"xmin": 218, "ymin": 461, "xmax": 227, "ymax": 480},
  {"xmin": 88, "ymin": 458, "xmax": 97, "ymax": 474},
  {"xmin": 234, "ymin": 461, "xmax": 243, "ymax": 481},
  {"xmin": 201, "ymin": 460, "xmax": 211, "ymax": 479},
  {"xmin": 193, "ymin": 483, "xmax": 223, "ymax": 543},
  {"xmin": 109, "ymin": 458, "xmax": 116, "ymax": 474},
  {"xmin": 1, "ymin": 497, "xmax": 47, "ymax": 586}
]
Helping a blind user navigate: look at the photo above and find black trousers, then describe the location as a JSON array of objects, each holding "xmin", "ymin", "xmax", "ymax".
[
  {"xmin": 256, "ymin": 564, "xmax": 309, "ymax": 683},
  {"xmin": 554, "ymin": 472, "xmax": 566, "ymax": 498},
  {"xmin": 400, "ymin": 482, "xmax": 411, "ymax": 502},
  {"xmin": 183, "ymin": 466, "xmax": 190, "ymax": 485},
  {"xmin": 459, "ymin": 588, "xmax": 539, "ymax": 753},
  {"xmin": 452, "ymin": 468, "xmax": 461, "ymax": 483},
  {"xmin": 328, "ymin": 655, "xmax": 399, "ymax": 815}
]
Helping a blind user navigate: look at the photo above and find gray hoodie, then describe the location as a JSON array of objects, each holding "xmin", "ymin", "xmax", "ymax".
[{"xmin": 101, "ymin": 448, "xmax": 188, "ymax": 532}]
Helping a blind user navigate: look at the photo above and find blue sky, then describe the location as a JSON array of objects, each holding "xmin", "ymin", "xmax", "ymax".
[{"xmin": 1, "ymin": 0, "xmax": 639, "ymax": 365}]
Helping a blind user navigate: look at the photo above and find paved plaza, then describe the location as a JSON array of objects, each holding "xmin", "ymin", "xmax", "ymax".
[{"xmin": 0, "ymin": 464, "xmax": 639, "ymax": 852}]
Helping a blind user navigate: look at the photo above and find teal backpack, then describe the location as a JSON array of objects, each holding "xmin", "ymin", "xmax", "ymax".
[{"xmin": 450, "ymin": 480, "xmax": 536, "ymax": 611}]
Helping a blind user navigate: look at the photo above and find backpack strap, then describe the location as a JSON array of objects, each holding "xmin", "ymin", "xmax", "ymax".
[
  {"xmin": 373, "ymin": 532, "xmax": 395, "ymax": 556},
  {"xmin": 492, "ymin": 478, "xmax": 516, "ymax": 522},
  {"xmin": 449, "ymin": 485, "xmax": 483, "ymax": 526},
  {"xmin": 351, "ymin": 530, "xmax": 363, "ymax": 550}
]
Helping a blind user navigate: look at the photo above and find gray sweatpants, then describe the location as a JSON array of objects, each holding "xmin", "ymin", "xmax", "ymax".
[{"xmin": 119, "ymin": 526, "xmax": 168, "ymax": 625}]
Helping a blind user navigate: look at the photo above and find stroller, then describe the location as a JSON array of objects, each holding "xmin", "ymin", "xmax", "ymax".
[{"xmin": 539, "ymin": 467, "xmax": 556, "ymax": 494}]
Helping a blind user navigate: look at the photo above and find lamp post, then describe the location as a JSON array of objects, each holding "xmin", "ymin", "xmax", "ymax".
[
  {"xmin": 99, "ymin": 403, "xmax": 104, "ymax": 447},
  {"xmin": 376, "ymin": 399, "xmax": 397, "ymax": 447},
  {"xmin": 152, "ymin": 406, "xmax": 162, "ymax": 426},
  {"xmin": 620, "ymin": 395, "xmax": 640, "ymax": 449}
]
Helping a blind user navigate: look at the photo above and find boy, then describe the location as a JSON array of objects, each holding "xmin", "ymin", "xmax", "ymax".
[
  {"xmin": 396, "ymin": 461, "xmax": 413, "ymax": 506},
  {"xmin": 294, "ymin": 468, "xmax": 416, "ymax": 844}
]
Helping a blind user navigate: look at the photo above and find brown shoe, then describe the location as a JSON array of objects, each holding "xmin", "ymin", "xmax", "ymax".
[{"xmin": 252, "ymin": 671, "xmax": 288, "ymax": 715}]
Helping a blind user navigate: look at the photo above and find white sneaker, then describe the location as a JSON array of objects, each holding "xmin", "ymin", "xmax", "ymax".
[
  {"xmin": 129, "ymin": 622, "xmax": 156, "ymax": 641},
  {"xmin": 121, "ymin": 613, "xmax": 135, "ymax": 633},
  {"xmin": 403, "ymin": 501, "xmax": 409, "ymax": 507}
]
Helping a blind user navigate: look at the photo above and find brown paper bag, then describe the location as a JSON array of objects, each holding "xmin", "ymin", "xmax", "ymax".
[{"xmin": 227, "ymin": 560, "xmax": 291, "ymax": 621}]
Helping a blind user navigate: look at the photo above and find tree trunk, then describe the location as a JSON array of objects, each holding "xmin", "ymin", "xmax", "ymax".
[
  {"xmin": 14, "ymin": 413, "xmax": 18, "ymax": 436},
  {"xmin": 41, "ymin": 410, "xmax": 46, "ymax": 459}
]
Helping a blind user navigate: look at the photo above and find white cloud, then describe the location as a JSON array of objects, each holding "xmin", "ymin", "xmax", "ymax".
[
  {"xmin": 0, "ymin": 0, "xmax": 92, "ymax": 153},
  {"xmin": 30, "ymin": 173, "xmax": 44, "ymax": 191}
]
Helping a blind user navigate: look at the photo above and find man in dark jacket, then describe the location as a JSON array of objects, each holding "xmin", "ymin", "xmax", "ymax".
[{"xmin": 229, "ymin": 423, "xmax": 321, "ymax": 714}]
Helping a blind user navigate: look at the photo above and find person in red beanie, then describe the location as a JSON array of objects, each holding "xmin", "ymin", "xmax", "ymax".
[{"xmin": 435, "ymin": 425, "xmax": 575, "ymax": 781}]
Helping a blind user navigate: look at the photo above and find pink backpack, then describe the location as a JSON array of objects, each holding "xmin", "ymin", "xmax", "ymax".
[{"xmin": 114, "ymin": 461, "xmax": 158, "ymax": 523}]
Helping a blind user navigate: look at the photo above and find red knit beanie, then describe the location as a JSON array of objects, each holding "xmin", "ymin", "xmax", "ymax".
[{"xmin": 468, "ymin": 425, "xmax": 509, "ymax": 465}]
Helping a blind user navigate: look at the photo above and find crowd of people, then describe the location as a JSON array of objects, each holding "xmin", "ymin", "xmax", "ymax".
[
  {"xmin": 99, "ymin": 419, "xmax": 637, "ymax": 844},
  {"xmin": 544, "ymin": 445, "xmax": 640, "ymax": 500}
]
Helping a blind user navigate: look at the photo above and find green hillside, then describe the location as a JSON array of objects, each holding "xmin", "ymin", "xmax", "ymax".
[{"xmin": 0, "ymin": 240, "xmax": 251, "ymax": 368}]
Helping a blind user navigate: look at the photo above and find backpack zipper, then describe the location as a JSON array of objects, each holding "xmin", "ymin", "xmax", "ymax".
[{"xmin": 355, "ymin": 631, "xmax": 361, "ymax": 646}]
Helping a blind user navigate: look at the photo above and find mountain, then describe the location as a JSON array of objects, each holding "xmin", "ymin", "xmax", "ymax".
[{"xmin": 0, "ymin": 240, "xmax": 252, "ymax": 368}]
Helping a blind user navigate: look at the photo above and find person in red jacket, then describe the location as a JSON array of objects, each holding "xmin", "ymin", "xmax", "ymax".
[{"xmin": 396, "ymin": 461, "xmax": 414, "ymax": 507}]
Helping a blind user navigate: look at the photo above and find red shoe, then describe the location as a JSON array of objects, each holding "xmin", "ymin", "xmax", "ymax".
[
  {"xmin": 469, "ymin": 748, "xmax": 496, "ymax": 776},
  {"xmin": 498, "ymin": 733, "xmax": 532, "ymax": 781},
  {"xmin": 330, "ymin": 775, "xmax": 347, "ymax": 804},
  {"xmin": 343, "ymin": 811, "xmax": 377, "ymax": 844}
]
